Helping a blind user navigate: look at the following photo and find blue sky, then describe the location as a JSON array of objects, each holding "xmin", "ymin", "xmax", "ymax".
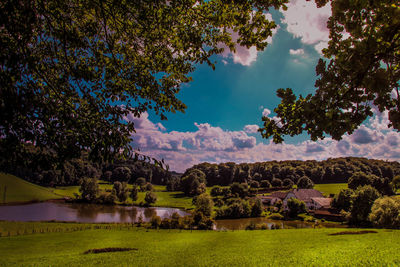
[{"xmin": 126, "ymin": 0, "xmax": 400, "ymax": 172}]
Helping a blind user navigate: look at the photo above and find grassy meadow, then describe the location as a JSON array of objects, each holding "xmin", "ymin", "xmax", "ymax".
[
  {"xmin": 314, "ymin": 183, "xmax": 347, "ymax": 196},
  {"xmin": 0, "ymin": 221, "xmax": 399, "ymax": 266},
  {"xmin": 0, "ymin": 173, "xmax": 62, "ymax": 203}
]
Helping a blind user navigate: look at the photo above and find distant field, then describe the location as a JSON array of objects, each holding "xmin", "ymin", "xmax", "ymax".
[
  {"xmin": 0, "ymin": 221, "xmax": 399, "ymax": 266},
  {"xmin": 0, "ymin": 173, "xmax": 62, "ymax": 204},
  {"xmin": 314, "ymin": 183, "xmax": 347, "ymax": 196}
]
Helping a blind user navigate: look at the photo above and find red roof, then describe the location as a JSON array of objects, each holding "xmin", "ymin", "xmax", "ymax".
[{"xmin": 291, "ymin": 189, "xmax": 323, "ymax": 202}]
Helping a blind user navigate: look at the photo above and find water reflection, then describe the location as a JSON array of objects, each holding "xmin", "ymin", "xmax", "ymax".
[
  {"xmin": 214, "ymin": 217, "xmax": 347, "ymax": 230},
  {"xmin": 0, "ymin": 202, "xmax": 189, "ymax": 223}
]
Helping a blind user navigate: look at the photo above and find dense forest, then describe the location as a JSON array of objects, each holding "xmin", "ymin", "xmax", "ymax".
[
  {"xmin": 1, "ymin": 143, "xmax": 399, "ymax": 189},
  {"xmin": 182, "ymin": 158, "xmax": 400, "ymax": 187}
]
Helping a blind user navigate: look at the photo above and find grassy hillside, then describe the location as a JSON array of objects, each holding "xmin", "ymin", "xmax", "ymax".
[
  {"xmin": 0, "ymin": 221, "xmax": 399, "ymax": 266},
  {"xmin": 314, "ymin": 183, "xmax": 347, "ymax": 196},
  {"xmin": 0, "ymin": 173, "xmax": 62, "ymax": 204}
]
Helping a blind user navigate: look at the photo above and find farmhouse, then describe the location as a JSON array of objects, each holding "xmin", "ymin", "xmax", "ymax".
[
  {"xmin": 259, "ymin": 191, "xmax": 287, "ymax": 205},
  {"xmin": 283, "ymin": 189, "xmax": 325, "ymax": 210}
]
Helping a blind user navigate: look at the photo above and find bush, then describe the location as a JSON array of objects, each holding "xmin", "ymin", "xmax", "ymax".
[
  {"xmin": 97, "ymin": 191, "xmax": 117, "ymax": 205},
  {"xmin": 332, "ymin": 188, "xmax": 354, "ymax": 212},
  {"xmin": 113, "ymin": 181, "xmax": 129, "ymax": 202},
  {"xmin": 267, "ymin": 213, "xmax": 284, "ymax": 220},
  {"xmin": 180, "ymin": 169, "xmax": 207, "ymax": 196},
  {"xmin": 150, "ymin": 215, "xmax": 162, "ymax": 229},
  {"xmin": 135, "ymin": 177, "xmax": 147, "ymax": 187}
]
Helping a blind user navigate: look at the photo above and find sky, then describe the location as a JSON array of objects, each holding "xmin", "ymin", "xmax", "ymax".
[{"xmin": 126, "ymin": 0, "xmax": 400, "ymax": 173}]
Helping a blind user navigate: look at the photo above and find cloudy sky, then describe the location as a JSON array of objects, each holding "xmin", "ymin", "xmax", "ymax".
[{"xmin": 127, "ymin": 0, "xmax": 400, "ymax": 172}]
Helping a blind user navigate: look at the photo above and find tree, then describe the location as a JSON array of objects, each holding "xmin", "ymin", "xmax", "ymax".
[
  {"xmin": 144, "ymin": 191, "xmax": 157, "ymax": 206},
  {"xmin": 210, "ymin": 186, "xmax": 223, "ymax": 197},
  {"xmin": 348, "ymin": 172, "xmax": 374, "ymax": 190},
  {"xmin": 194, "ymin": 193, "xmax": 214, "ymax": 217},
  {"xmin": 135, "ymin": 177, "xmax": 147, "ymax": 188},
  {"xmin": 260, "ymin": 180, "xmax": 271, "ymax": 188},
  {"xmin": 297, "ymin": 176, "xmax": 314, "ymax": 189},
  {"xmin": 1, "ymin": 0, "xmax": 286, "ymax": 166},
  {"xmin": 282, "ymin": 178, "xmax": 294, "ymax": 188},
  {"xmin": 180, "ymin": 169, "xmax": 207, "ymax": 196},
  {"xmin": 249, "ymin": 180, "xmax": 260, "ymax": 188},
  {"xmin": 230, "ymin": 183, "xmax": 248, "ymax": 198},
  {"xmin": 260, "ymin": 1, "xmax": 400, "ymax": 143},
  {"xmin": 112, "ymin": 167, "xmax": 131, "ymax": 183},
  {"xmin": 113, "ymin": 181, "xmax": 129, "ymax": 202},
  {"xmin": 348, "ymin": 185, "xmax": 381, "ymax": 226},
  {"xmin": 271, "ymin": 178, "xmax": 283, "ymax": 187},
  {"xmin": 369, "ymin": 197, "xmax": 400, "ymax": 229},
  {"xmin": 391, "ymin": 175, "xmax": 400, "ymax": 191},
  {"xmin": 286, "ymin": 197, "xmax": 306, "ymax": 218},
  {"xmin": 130, "ymin": 186, "xmax": 139, "ymax": 202},
  {"xmin": 79, "ymin": 177, "xmax": 99, "ymax": 202},
  {"xmin": 332, "ymin": 188, "xmax": 354, "ymax": 212},
  {"xmin": 251, "ymin": 198, "xmax": 263, "ymax": 217}
]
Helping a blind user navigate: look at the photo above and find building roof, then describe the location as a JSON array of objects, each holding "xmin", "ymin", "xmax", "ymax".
[
  {"xmin": 270, "ymin": 191, "xmax": 288, "ymax": 199},
  {"xmin": 290, "ymin": 189, "xmax": 324, "ymax": 202},
  {"xmin": 311, "ymin": 197, "xmax": 332, "ymax": 208}
]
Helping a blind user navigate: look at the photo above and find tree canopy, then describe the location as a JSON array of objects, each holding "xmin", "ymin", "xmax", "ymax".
[
  {"xmin": 0, "ymin": 0, "xmax": 286, "ymax": 165},
  {"xmin": 260, "ymin": 0, "xmax": 400, "ymax": 143}
]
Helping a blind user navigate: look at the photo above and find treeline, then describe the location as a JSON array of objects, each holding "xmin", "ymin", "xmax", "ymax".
[
  {"xmin": 182, "ymin": 157, "xmax": 400, "ymax": 187},
  {"xmin": 0, "ymin": 145, "xmax": 174, "ymax": 186}
]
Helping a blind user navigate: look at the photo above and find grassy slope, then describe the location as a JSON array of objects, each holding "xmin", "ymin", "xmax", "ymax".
[
  {"xmin": 0, "ymin": 173, "xmax": 62, "ymax": 203},
  {"xmin": 314, "ymin": 183, "xmax": 347, "ymax": 196},
  {"xmin": 0, "ymin": 221, "xmax": 399, "ymax": 266}
]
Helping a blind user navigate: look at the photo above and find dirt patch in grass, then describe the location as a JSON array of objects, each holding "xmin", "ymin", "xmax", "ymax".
[
  {"xmin": 84, "ymin": 247, "xmax": 138, "ymax": 254},
  {"xmin": 328, "ymin": 230, "xmax": 378, "ymax": 236}
]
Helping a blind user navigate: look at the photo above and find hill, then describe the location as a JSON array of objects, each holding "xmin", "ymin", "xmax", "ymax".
[{"xmin": 0, "ymin": 173, "xmax": 62, "ymax": 204}]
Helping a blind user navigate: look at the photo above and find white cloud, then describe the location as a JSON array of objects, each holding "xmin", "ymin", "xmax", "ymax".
[
  {"xmin": 220, "ymin": 13, "xmax": 278, "ymax": 66},
  {"xmin": 289, "ymin": 48, "xmax": 305, "ymax": 55},
  {"xmin": 281, "ymin": 0, "xmax": 331, "ymax": 54},
  {"xmin": 126, "ymin": 111, "xmax": 400, "ymax": 172},
  {"xmin": 244, "ymin": 124, "xmax": 259, "ymax": 134},
  {"xmin": 262, "ymin": 108, "xmax": 271, "ymax": 117}
]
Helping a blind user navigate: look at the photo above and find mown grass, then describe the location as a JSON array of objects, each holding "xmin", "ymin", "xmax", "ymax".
[
  {"xmin": 0, "ymin": 173, "xmax": 62, "ymax": 204},
  {"xmin": 0, "ymin": 221, "xmax": 399, "ymax": 266},
  {"xmin": 314, "ymin": 183, "xmax": 347, "ymax": 196}
]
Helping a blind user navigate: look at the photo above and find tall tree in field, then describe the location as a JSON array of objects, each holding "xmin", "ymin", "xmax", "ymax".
[
  {"xmin": 260, "ymin": 1, "xmax": 400, "ymax": 143},
  {"xmin": 0, "ymin": 0, "xmax": 286, "ymax": 167}
]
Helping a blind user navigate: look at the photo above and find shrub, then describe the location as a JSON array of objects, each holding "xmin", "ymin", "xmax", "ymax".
[
  {"xmin": 251, "ymin": 198, "xmax": 263, "ymax": 217},
  {"xmin": 150, "ymin": 215, "xmax": 162, "ymax": 229},
  {"xmin": 113, "ymin": 181, "xmax": 129, "ymax": 202},
  {"xmin": 282, "ymin": 178, "xmax": 294, "ymax": 188},
  {"xmin": 348, "ymin": 185, "xmax": 381, "ymax": 226},
  {"xmin": 332, "ymin": 188, "xmax": 354, "ymax": 212},
  {"xmin": 194, "ymin": 193, "xmax": 214, "ymax": 217}
]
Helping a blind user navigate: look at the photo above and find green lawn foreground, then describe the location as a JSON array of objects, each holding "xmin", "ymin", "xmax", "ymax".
[
  {"xmin": 0, "ymin": 221, "xmax": 399, "ymax": 267},
  {"xmin": 0, "ymin": 173, "xmax": 62, "ymax": 203}
]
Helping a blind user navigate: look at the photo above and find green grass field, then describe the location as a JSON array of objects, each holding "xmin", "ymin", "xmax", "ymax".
[
  {"xmin": 314, "ymin": 183, "xmax": 347, "ymax": 196},
  {"xmin": 0, "ymin": 173, "xmax": 62, "ymax": 203},
  {"xmin": 0, "ymin": 221, "xmax": 399, "ymax": 266}
]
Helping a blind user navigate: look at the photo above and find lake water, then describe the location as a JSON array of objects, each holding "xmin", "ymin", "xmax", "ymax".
[
  {"xmin": 0, "ymin": 202, "xmax": 189, "ymax": 223},
  {"xmin": 0, "ymin": 202, "xmax": 346, "ymax": 230}
]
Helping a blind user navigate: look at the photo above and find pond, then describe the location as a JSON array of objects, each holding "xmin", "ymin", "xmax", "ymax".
[
  {"xmin": 0, "ymin": 202, "xmax": 347, "ymax": 230},
  {"xmin": 0, "ymin": 202, "xmax": 189, "ymax": 223}
]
